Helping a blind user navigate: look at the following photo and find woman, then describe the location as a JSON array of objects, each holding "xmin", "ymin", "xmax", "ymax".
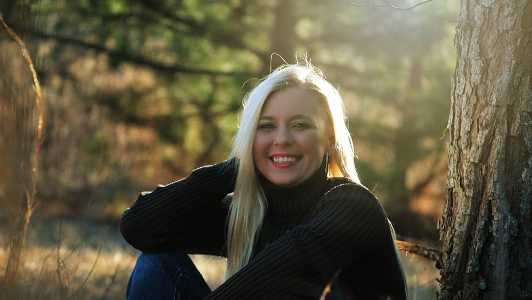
[{"xmin": 120, "ymin": 63, "xmax": 407, "ymax": 300}]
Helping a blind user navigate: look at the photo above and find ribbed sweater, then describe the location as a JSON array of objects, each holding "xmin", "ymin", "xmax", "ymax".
[{"xmin": 120, "ymin": 160, "xmax": 407, "ymax": 300}]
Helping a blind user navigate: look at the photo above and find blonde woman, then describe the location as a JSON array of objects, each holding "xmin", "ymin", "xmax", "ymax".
[{"xmin": 120, "ymin": 63, "xmax": 407, "ymax": 300}]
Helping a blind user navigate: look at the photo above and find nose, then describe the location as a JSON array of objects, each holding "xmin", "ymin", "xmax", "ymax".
[{"xmin": 273, "ymin": 126, "xmax": 293, "ymax": 146}]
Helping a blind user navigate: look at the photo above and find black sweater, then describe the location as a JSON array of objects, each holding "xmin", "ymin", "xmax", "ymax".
[{"xmin": 120, "ymin": 160, "xmax": 407, "ymax": 300}]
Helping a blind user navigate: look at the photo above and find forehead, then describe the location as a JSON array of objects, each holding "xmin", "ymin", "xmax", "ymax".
[{"xmin": 260, "ymin": 87, "xmax": 325, "ymax": 118}]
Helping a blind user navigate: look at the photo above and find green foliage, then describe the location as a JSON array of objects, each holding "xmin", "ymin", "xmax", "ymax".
[
  {"xmin": 28, "ymin": 0, "xmax": 459, "ymax": 220},
  {"xmin": 83, "ymin": 128, "xmax": 108, "ymax": 161}
]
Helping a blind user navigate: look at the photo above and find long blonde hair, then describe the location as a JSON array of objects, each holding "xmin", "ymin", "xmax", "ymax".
[{"xmin": 226, "ymin": 62, "xmax": 360, "ymax": 277}]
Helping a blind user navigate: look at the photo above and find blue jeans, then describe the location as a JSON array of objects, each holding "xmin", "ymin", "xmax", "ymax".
[
  {"xmin": 126, "ymin": 251, "xmax": 344, "ymax": 300},
  {"xmin": 126, "ymin": 251, "xmax": 212, "ymax": 300}
]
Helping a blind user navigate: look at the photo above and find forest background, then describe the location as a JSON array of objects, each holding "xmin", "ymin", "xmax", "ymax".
[{"xmin": 0, "ymin": 0, "xmax": 459, "ymax": 299}]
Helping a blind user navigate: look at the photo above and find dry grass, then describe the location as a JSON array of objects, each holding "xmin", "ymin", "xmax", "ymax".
[
  {"xmin": 0, "ymin": 214, "xmax": 439, "ymax": 300},
  {"xmin": 0, "ymin": 216, "xmax": 134, "ymax": 300}
]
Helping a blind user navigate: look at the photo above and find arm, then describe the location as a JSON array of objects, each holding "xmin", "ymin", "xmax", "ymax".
[
  {"xmin": 120, "ymin": 159, "xmax": 237, "ymax": 254},
  {"xmin": 206, "ymin": 183, "xmax": 391, "ymax": 300}
]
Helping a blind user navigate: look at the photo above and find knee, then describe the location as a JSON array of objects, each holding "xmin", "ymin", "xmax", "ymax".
[
  {"xmin": 135, "ymin": 252, "xmax": 171, "ymax": 268},
  {"xmin": 127, "ymin": 251, "xmax": 211, "ymax": 299},
  {"xmin": 135, "ymin": 251, "xmax": 191, "ymax": 274},
  {"xmin": 127, "ymin": 251, "xmax": 190, "ymax": 298}
]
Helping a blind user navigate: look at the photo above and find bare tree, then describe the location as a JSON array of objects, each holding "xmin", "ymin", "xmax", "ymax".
[{"xmin": 438, "ymin": 0, "xmax": 532, "ymax": 299}]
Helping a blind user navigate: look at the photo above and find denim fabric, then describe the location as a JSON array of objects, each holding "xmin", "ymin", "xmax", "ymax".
[
  {"xmin": 126, "ymin": 251, "xmax": 212, "ymax": 300},
  {"xmin": 126, "ymin": 251, "xmax": 344, "ymax": 300}
]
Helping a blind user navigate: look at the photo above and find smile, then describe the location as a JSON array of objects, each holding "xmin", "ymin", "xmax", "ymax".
[{"xmin": 270, "ymin": 155, "xmax": 301, "ymax": 164}]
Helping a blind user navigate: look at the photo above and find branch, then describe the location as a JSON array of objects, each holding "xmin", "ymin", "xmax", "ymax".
[
  {"xmin": 0, "ymin": 12, "xmax": 43, "ymax": 297},
  {"xmin": 0, "ymin": 14, "xmax": 44, "ymax": 180},
  {"xmin": 67, "ymin": 230, "xmax": 104, "ymax": 300},
  {"xmin": 134, "ymin": 0, "xmax": 200, "ymax": 28},
  {"xmin": 348, "ymin": 0, "xmax": 434, "ymax": 10},
  {"xmin": 395, "ymin": 240, "xmax": 443, "ymax": 268},
  {"xmin": 32, "ymin": 31, "xmax": 255, "ymax": 77}
]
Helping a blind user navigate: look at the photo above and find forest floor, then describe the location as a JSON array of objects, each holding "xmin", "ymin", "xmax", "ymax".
[{"xmin": 0, "ymin": 212, "xmax": 440, "ymax": 299}]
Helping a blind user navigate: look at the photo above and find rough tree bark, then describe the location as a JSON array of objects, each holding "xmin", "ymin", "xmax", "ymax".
[{"xmin": 438, "ymin": 0, "xmax": 532, "ymax": 299}]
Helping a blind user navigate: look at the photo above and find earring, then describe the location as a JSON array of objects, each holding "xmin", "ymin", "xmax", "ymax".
[{"xmin": 324, "ymin": 154, "xmax": 329, "ymax": 177}]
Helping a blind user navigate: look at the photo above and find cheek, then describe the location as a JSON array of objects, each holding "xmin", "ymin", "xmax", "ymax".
[
  {"xmin": 296, "ymin": 132, "xmax": 324, "ymax": 152},
  {"xmin": 253, "ymin": 134, "xmax": 268, "ymax": 158}
]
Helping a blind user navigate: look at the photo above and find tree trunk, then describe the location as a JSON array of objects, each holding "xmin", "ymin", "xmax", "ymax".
[
  {"xmin": 438, "ymin": 0, "xmax": 532, "ymax": 299},
  {"xmin": 270, "ymin": 0, "xmax": 297, "ymax": 68}
]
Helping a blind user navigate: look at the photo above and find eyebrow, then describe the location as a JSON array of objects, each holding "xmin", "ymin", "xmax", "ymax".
[{"xmin": 258, "ymin": 114, "xmax": 315, "ymax": 121}]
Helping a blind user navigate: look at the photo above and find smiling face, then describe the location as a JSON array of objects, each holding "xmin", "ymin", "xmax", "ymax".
[{"xmin": 253, "ymin": 87, "xmax": 334, "ymax": 187}]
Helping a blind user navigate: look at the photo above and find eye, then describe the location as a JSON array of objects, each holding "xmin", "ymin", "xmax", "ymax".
[
  {"xmin": 292, "ymin": 122, "xmax": 311, "ymax": 129},
  {"xmin": 257, "ymin": 122, "xmax": 275, "ymax": 131}
]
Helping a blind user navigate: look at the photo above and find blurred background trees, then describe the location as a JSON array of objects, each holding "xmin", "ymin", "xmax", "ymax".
[{"xmin": 2, "ymin": 0, "xmax": 458, "ymax": 241}]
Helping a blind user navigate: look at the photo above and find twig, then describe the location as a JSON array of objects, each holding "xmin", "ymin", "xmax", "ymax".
[
  {"xmin": 56, "ymin": 222, "xmax": 66, "ymax": 298},
  {"xmin": 0, "ymin": 14, "xmax": 44, "ymax": 175},
  {"xmin": 441, "ymin": 123, "xmax": 449, "ymax": 140},
  {"xmin": 67, "ymin": 230, "xmax": 105, "ymax": 300},
  {"xmin": 0, "ymin": 11, "xmax": 44, "ymax": 298},
  {"xmin": 348, "ymin": 0, "xmax": 434, "ymax": 10},
  {"xmin": 0, "ymin": 9, "xmax": 43, "ymax": 237},
  {"xmin": 395, "ymin": 240, "xmax": 443, "ymax": 268}
]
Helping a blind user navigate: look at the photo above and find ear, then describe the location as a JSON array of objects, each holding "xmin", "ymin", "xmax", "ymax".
[{"xmin": 326, "ymin": 133, "xmax": 335, "ymax": 155}]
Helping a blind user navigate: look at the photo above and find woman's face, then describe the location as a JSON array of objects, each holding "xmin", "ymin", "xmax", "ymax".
[{"xmin": 253, "ymin": 87, "xmax": 334, "ymax": 187}]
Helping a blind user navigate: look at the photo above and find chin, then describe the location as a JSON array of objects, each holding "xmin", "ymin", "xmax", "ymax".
[
  {"xmin": 270, "ymin": 177, "xmax": 298, "ymax": 187},
  {"xmin": 273, "ymin": 182, "xmax": 292, "ymax": 187}
]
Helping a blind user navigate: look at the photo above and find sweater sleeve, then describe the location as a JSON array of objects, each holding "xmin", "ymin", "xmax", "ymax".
[
  {"xmin": 206, "ymin": 183, "xmax": 392, "ymax": 300},
  {"xmin": 119, "ymin": 159, "xmax": 237, "ymax": 254}
]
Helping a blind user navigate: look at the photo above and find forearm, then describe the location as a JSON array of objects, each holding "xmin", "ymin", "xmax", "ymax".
[{"xmin": 120, "ymin": 159, "xmax": 236, "ymax": 252}]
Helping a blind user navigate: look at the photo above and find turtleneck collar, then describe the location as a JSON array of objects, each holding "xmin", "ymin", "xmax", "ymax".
[{"xmin": 259, "ymin": 158, "xmax": 330, "ymax": 217}]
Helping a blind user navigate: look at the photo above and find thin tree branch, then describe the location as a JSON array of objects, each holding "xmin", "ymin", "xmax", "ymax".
[
  {"xmin": 32, "ymin": 30, "xmax": 255, "ymax": 77},
  {"xmin": 0, "ymin": 12, "xmax": 43, "ymax": 298},
  {"xmin": 0, "ymin": 13, "xmax": 44, "ymax": 187},
  {"xmin": 67, "ymin": 230, "xmax": 104, "ymax": 300},
  {"xmin": 133, "ymin": 0, "xmax": 200, "ymax": 28},
  {"xmin": 348, "ymin": 0, "xmax": 434, "ymax": 10},
  {"xmin": 395, "ymin": 240, "xmax": 443, "ymax": 268},
  {"xmin": 56, "ymin": 222, "xmax": 66, "ymax": 297}
]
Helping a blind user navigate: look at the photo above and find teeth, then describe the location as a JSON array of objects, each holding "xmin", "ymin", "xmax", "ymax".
[{"xmin": 273, "ymin": 156, "xmax": 298, "ymax": 164}]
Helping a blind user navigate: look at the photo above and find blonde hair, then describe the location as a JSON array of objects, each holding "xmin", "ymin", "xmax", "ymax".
[{"xmin": 226, "ymin": 62, "xmax": 360, "ymax": 277}]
